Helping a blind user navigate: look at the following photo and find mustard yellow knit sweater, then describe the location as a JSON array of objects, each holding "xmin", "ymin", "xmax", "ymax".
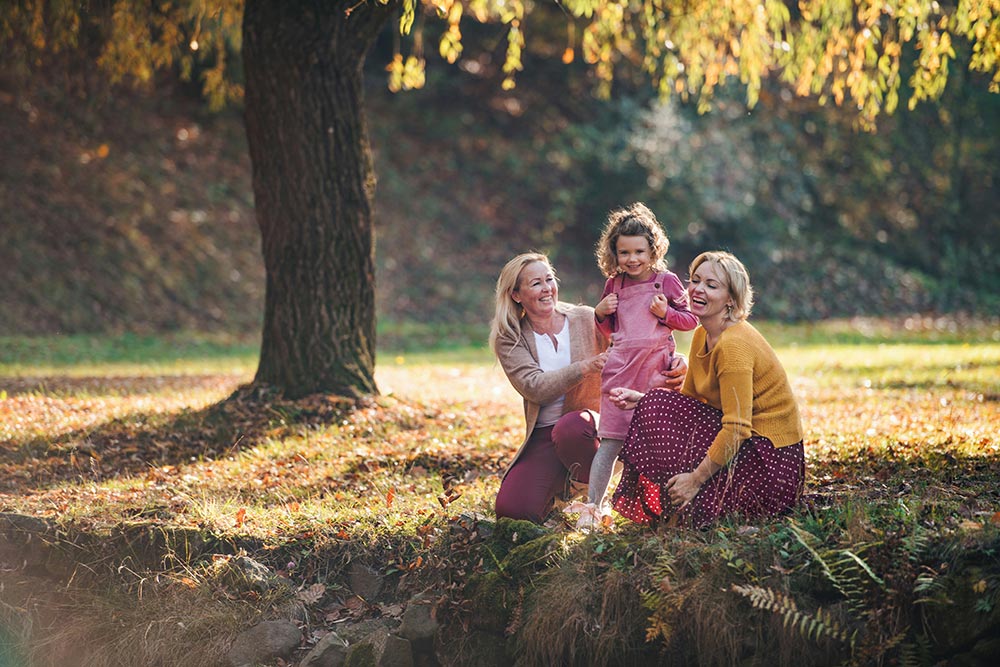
[{"xmin": 682, "ymin": 321, "xmax": 803, "ymax": 465}]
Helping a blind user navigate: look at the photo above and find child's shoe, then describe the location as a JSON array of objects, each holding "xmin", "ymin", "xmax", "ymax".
[{"xmin": 564, "ymin": 501, "xmax": 613, "ymax": 533}]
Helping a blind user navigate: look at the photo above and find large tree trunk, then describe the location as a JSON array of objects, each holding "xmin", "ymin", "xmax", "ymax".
[{"xmin": 242, "ymin": 0, "xmax": 394, "ymax": 398}]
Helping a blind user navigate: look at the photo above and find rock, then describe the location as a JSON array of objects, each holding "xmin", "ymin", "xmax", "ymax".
[
  {"xmin": 210, "ymin": 554, "xmax": 292, "ymax": 596},
  {"xmin": 276, "ymin": 599, "xmax": 309, "ymax": 624},
  {"xmin": 397, "ymin": 599, "xmax": 438, "ymax": 646},
  {"xmin": 0, "ymin": 513, "xmax": 56, "ymax": 573},
  {"xmin": 226, "ymin": 619, "xmax": 301, "ymax": 667},
  {"xmin": 971, "ymin": 636, "xmax": 1000, "ymax": 664},
  {"xmin": 378, "ymin": 634, "xmax": 414, "ymax": 667},
  {"xmin": 344, "ymin": 628, "xmax": 413, "ymax": 667},
  {"xmin": 337, "ymin": 619, "xmax": 398, "ymax": 645},
  {"xmin": 457, "ymin": 512, "xmax": 494, "ymax": 540},
  {"xmin": 300, "ymin": 630, "xmax": 349, "ymax": 667},
  {"xmin": 347, "ymin": 563, "xmax": 384, "ymax": 600}
]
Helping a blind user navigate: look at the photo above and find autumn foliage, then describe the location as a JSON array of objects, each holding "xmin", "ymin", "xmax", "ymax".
[{"xmin": 1, "ymin": 321, "xmax": 998, "ymax": 664}]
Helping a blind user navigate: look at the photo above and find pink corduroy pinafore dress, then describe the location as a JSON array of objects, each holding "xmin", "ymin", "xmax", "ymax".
[{"xmin": 598, "ymin": 273, "xmax": 677, "ymax": 441}]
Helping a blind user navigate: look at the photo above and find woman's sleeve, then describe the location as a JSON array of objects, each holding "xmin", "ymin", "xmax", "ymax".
[
  {"xmin": 706, "ymin": 349, "xmax": 754, "ymax": 466},
  {"xmin": 659, "ymin": 273, "xmax": 699, "ymax": 332},
  {"xmin": 496, "ymin": 335, "xmax": 587, "ymax": 406}
]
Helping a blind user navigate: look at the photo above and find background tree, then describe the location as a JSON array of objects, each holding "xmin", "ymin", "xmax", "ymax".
[{"xmin": 2, "ymin": 0, "xmax": 998, "ymax": 398}]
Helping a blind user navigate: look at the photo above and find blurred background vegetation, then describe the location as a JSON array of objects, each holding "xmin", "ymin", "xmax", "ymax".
[{"xmin": 2, "ymin": 13, "xmax": 997, "ymax": 347}]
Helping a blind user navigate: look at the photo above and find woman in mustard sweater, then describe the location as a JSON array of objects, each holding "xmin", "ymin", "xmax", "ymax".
[{"xmin": 608, "ymin": 251, "xmax": 805, "ymax": 528}]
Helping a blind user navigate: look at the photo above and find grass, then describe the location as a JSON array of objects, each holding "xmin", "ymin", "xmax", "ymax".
[{"xmin": 1, "ymin": 318, "xmax": 999, "ymax": 666}]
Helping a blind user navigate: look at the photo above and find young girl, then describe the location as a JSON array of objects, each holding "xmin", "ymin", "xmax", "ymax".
[{"xmin": 567, "ymin": 202, "xmax": 698, "ymax": 530}]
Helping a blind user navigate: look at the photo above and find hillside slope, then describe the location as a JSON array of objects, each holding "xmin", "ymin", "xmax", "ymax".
[{"xmin": 3, "ymin": 54, "xmax": 998, "ymax": 339}]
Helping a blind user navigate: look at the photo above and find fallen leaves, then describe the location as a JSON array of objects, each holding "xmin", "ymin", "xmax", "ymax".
[{"xmin": 296, "ymin": 582, "xmax": 326, "ymax": 605}]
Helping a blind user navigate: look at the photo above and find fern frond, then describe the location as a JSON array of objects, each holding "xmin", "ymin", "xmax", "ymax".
[
  {"xmin": 788, "ymin": 520, "xmax": 884, "ymax": 616},
  {"xmin": 902, "ymin": 526, "xmax": 931, "ymax": 563},
  {"xmin": 732, "ymin": 584, "xmax": 856, "ymax": 649},
  {"xmin": 899, "ymin": 632, "xmax": 934, "ymax": 667}
]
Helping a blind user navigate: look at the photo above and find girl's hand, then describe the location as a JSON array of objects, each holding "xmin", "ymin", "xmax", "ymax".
[
  {"xmin": 596, "ymin": 293, "xmax": 619, "ymax": 320},
  {"xmin": 650, "ymin": 293, "xmax": 668, "ymax": 319},
  {"xmin": 609, "ymin": 386, "xmax": 644, "ymax": 410}
]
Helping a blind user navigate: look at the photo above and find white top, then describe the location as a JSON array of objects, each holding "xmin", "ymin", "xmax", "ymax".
[{"xmin": 533, "ymin": 318, "xmax": 571, "ymax": 427}]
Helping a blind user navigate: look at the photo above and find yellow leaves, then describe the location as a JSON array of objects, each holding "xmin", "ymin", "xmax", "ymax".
[
  {"xmin": 502, "ymin": 21, "xmax": 525, "ymax": 90},
  {"xmin": 386, "ymin": 54, "xmax": 426, "ymax": 93},
  {"xmin": 439, "ymin": 26, "xmax": 463, "ymax": 64},
  {"xmin": 379, "ymin": 0, "xmax": 993, "ymax": 125},
  {"xmin": 582, "ymin": 27, "xmax": 601, "ymax": 65},
  {"xmin": 562, "ymin": 0, "xmax": 599, "ymax": 20},
  {"xmin": 438, "ymin": 2, "xmax": 464, "ymax": 64},
  {"xmin": 399, "ymin": 0, "xmax": 416, "ymax": 36}
]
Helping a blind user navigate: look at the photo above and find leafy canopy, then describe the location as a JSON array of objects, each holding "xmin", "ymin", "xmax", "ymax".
[{"xmin": 3, "ymin": 0, "xmax": 998, "ymax": 125}]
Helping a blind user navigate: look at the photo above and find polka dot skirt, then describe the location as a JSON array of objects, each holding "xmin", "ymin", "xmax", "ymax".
[{"xmin": 611, "ymin": 389, "xmax": 805, "ymax": 528}]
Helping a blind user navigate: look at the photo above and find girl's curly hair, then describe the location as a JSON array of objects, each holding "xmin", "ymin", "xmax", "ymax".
[{"xmin": 594, "ymin": 202, "xmax": 670, "ymax": 278}]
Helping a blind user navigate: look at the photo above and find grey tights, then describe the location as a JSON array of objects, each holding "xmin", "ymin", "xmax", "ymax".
[{"xmin": 587, "ymin": 438, "xmax": 624, "ymax": 507}]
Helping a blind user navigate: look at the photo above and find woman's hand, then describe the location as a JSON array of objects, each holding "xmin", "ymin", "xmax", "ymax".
[
  {"xmin": 595, "ymin": 293, "xmax": 619, "ymax": 320},
  {"xmin": 665, "ymin": 472, "xmax": 702, "ymax": 510},
  {"xmin": 608, "ymin": 386, "xmax": 644, "ymax": 410},
  {"xmin": 666, "ymin": 457, "xmax": 720, "ymax": 511},
  {"xmin": 663, "ymin": 355, "xmax": 687, "ymax": 391},
  {"xmin": 647, "ymin": 354, "xmax": 688, "ymax": 391},
  {"xmin": 585, "ymin": 351, "xmax": 609, "ymax": 375}
]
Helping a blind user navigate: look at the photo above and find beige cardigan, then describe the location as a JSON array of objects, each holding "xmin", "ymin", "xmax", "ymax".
[{"xmin": 495, "ymin": 302, "xmax": 608, "ymax": 479}]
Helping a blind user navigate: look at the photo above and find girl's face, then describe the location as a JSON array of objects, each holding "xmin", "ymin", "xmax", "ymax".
[
  {"xmin": 513, "ymin": 261, "xmax": 558, "ymax": 319},
  {"xmin": 687, "ymin": 261, "xmax": 733, "ymax": 321},
  {"xmin": 615, "ymin": 235, "xmax": 654, "ymax": 281}
]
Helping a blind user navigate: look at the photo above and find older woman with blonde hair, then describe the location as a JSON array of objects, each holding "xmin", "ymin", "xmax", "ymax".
[
  {"xmin": 489, "ymin": 253, "xmax": 607, "ymax": 523},
  {"xmin": 609, "ymin": 251, "xmax": 805, "ymax": 528},
  {"xmin": 490, "ymin": 252, "xmax": 690, "ymax": 523}
]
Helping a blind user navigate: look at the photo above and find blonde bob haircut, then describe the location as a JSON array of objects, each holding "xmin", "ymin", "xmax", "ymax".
[
  {"xmin": 489, "ymin": 252, "xmax": 554, "ymax": 355},
  {"xmin": 595, "ymin": 202, "xmax": 670, "ymax": 278},
  {"xmin": 689, "ymin": 251, "xmax": 754, "ymax": 322}
]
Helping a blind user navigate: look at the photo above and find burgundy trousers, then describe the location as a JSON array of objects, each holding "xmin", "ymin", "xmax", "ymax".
[{"xmin": 495, "ymin": 409, "xmax": 600, "ymax": 523}]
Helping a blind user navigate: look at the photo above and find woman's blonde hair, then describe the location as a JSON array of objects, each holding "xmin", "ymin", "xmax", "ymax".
[
  {"xmin": 689, "ymin": 251, "xmax": 754, "ymax": 322},
  {"xmin": 489, "ymin": 253, "xmax": 555, "ymax": 355},
  {"xmin": 595, "ymin": 202, "xmax": 670, "ymax": 278}
]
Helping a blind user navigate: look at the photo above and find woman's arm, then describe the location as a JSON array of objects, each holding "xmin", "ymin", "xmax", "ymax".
[
  {"xmin": 706, "ymin": 364, "xmax": 754, "ymax": 466},
  {"xmin": 496, "ymin": 334, "xmax": 606, "ymax": 406}
]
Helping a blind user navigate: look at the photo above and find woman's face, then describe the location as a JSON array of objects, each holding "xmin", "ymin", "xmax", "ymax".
[
  {"xmin": 687, "ymin": 261, "xmax": 732, "ymax": 320},
  {"xmin": 513, "ymin": 261, "xmax": 558, "ymax": 319}
]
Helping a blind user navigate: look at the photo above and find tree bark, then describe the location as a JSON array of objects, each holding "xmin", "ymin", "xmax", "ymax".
[{"xmin": 243, "ymin": 0, "xmax": 394, "ymax": 398}]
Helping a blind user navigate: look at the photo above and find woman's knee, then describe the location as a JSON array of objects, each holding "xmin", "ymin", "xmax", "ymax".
[
  {"xmin": 495, "ymin": 485, "xmax": 547, "ymax": 523},
  {"xmin": 552, "ymin": 410, "xmax": 599, "ymax": 482}
]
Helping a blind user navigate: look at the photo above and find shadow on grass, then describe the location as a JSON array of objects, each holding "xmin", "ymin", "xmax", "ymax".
[
  {"xmin": 0, "ymin": 375, "xmax": 507, "ymax": 496},
  {"xmin": 0, "ymin": 378, "xmax": 346, "ymax": 493}
]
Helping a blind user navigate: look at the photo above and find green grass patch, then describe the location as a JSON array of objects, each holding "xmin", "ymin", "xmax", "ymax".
[{"xmin": 1, "ymin": 319, "xmax": 998, "ymax": 666}]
